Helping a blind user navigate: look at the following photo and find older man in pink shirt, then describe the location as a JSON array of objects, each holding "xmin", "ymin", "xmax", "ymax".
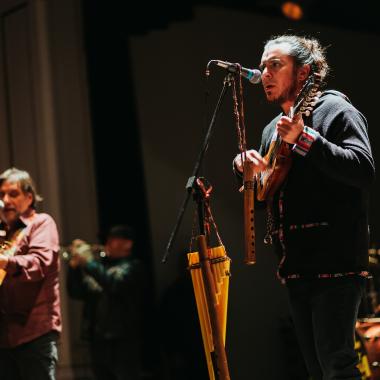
[{"xmin": 0, "ymin": 167, "xmax": 61, "ymax": 380}]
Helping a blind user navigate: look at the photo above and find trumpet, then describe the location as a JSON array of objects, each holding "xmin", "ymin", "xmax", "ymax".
[{"xmin": 60, "ymin": 242, "xmax": 106, "ymax": 261}]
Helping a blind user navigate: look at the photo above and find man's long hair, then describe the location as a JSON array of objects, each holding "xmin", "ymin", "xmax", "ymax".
[{"xmin": 264, "ymin": 34, "xmax": 330, "ymax": 87}]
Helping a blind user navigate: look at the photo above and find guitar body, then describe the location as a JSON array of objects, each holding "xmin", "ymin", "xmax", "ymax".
[{"xmin": 257, "ymin": 141, "xmax": 293, "ymax": 201}]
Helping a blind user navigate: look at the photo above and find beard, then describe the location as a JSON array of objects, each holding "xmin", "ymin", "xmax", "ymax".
[
  {"xmin": 268, "ymin": 69, "xmax": 300, "ymax": 107},
  {"xmin": 277, "ymin": 82, "xmax": 298, "ymax": 105}
]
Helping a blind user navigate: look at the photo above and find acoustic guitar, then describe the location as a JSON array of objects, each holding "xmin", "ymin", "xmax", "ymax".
[{"xmin": 256, "ymin": 73, "xmax": 321, "ymax": 201}]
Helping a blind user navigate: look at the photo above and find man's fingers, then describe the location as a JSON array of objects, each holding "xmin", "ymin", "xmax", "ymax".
[
  {"xmin": 246, "ymin": 150, "xmax": 261, "ymax": 161},
  {"xmin": 247, "ymin": 151, "xmax": 267, "ymax": 168},
  {"xmin": 292, "ymin": 113, "xmax": 301, "ymax": 122},
  {"xmin": 279, "ymin": 115, "xmax": 293, "ymax": 124},
  {"xmin": 234, "ymin": 150, "xmax": 267, "ymax": 173},
  {"xmin": 234, "ymin": 155, "xmax": 243, "ymax": 172}
]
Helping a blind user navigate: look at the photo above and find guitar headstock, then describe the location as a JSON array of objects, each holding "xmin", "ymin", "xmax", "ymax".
[{"xmin": 293, "ymin": 72, "xmax": 322, "ymax": 118}]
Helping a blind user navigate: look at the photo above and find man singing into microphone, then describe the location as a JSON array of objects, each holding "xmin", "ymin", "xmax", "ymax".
[
  {"xmin": 234, "ymin": 35, "xmax": 375, "ymax": 379},
  {"xmin": 0, "ymin": 168, "xmax": 61, "ymax": 380}
]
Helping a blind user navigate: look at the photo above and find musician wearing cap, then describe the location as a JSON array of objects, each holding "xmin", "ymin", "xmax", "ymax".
[
  {"xmin": 66, "ymin": 224, "xmax": 145, "ymax": 380},
  {"xmin": 0, "ymin": 167, "xmax": 61, "ymax": 380},
  {"xmin": 234, "ymin": 35, "xmax": 375, "ymax": 379}
]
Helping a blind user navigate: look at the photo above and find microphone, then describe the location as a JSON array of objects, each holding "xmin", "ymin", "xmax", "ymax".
[
  {"xmin": 206, "ymin": 60, "xmax": 262, "ymax": 84},
  {"xmin": 0, "ymin": 200, "xmax": 4, "ymax": 210}
]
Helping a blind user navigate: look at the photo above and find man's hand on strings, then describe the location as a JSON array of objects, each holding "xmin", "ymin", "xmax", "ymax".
[
  {"xmin": 276, "ymin": 114, "xmax": 304, "ymax": 144},
  {"xmin": 234, "ymin": 149, "xmax": 267, "ymax": 174}
]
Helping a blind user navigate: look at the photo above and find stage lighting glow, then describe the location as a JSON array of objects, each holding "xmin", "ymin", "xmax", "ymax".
[{"xmin": 282, "ymin": 1, "xmax": 304, "ymax": 20}]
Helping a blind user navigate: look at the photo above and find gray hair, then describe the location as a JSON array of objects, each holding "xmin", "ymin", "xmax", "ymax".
[{"xmin": 0, "ymin": 167, "xmax": 43, "ymax": 208}]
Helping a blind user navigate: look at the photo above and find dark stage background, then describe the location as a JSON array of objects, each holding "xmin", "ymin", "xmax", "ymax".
[{"xmin": 82, "ymin": 2, "xmax": 380, "ymax": 379}]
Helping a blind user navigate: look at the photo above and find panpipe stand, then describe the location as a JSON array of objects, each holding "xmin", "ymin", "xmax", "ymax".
[
  {"xmin": 161, "ymin": 72, "xmax": 235, "ymax": 379},
  {"xmin": 193, "ymin": 180, "xmax": 231, "ymax": 380}
]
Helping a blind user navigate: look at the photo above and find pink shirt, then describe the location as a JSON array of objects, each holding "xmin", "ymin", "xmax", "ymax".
[{"xmin": 0, "ymin": 209, "xmax": 61, "ymax": 347}]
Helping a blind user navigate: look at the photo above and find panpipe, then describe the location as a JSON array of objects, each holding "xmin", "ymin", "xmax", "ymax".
[{"xmin": 187, "ymin": 245, "xmax": 231, "ymax": 380}]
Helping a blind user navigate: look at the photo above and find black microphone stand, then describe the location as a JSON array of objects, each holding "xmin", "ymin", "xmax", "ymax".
[
  {"xmin": 162, "ymin": 71, "xmax": 234, "ymax": 380},
  {"xmin": 162, "ymin": 72, "xmax": 234, "ymax": 263}
]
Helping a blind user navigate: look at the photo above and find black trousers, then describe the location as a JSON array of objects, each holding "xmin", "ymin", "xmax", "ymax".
[
  {"xmin": 0, "ymin": 331, "xmax": 58, "ymax": 380},
  {"xmin": 287, "ymin": 276, "xmax": 365, "ymax": 380}
]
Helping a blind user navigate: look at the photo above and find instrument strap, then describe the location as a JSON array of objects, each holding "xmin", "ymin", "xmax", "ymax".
[{"xmin": 189, "ymin": 178, "xmax": 224, "ymax": 254}]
